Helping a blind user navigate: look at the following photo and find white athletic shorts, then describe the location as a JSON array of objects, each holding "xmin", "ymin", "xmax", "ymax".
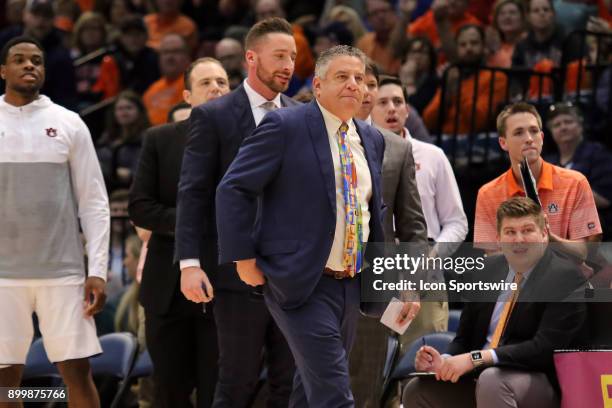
[{"xmin": 0, "ymin": 283, "xmax": 102, "ymax": 368}]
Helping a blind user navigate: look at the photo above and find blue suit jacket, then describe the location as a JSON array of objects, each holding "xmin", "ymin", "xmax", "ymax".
[
  {"xmin": 216, "ymin": 100, "xmax": 386, "ymax": 311},
  {"xmin": 175, "ymin": 84, "xmax": 298, "ymax": 291}
]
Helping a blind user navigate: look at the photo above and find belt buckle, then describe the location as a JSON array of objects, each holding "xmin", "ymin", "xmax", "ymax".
[{"xmin": 334, "ymin": 270, "xmax": 345, "ymax": 279}]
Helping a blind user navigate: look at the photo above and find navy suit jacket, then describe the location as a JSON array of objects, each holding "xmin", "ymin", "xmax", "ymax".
[
  {"xmin": 216, "ymin": 100, "xmax": 386, "ymax": 311},
  {"xmin": 175, "ymin": 84, "xmax": 298, "ymax": 291}
]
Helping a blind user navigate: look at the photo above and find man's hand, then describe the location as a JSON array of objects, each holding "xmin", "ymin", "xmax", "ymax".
[
  {"xmin": 181, "ymin": 267, "xmax": 214, "ymax": 303},
  {"xmin": 236, "ymin": 258, "xmax": 265, "ymax": 286},
  {"xmin": 396, "ymin": 299, "xmax": 421, "ymax": 325},
  {"xmin": 415, "ymin": 345, "xmax": 443, "ymax": 372},
  {"xmin": 83, "ymin": 277, "xmax": 107, "ymax": 316},
  {"xmin": 436, "ymin": 353, "xmax": 473, "ymax": 382}
]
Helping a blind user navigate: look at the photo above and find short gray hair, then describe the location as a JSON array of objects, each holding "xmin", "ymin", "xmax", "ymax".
[{"xmin": 314, "ymin": 45, "xmax": 366, "ymax": 79}]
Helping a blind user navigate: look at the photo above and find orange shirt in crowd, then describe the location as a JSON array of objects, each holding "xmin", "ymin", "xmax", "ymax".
[
  {"xmin": 293, "ymin": 25, "xmax": 315, "ymax": 80},
  {"xmin": 474, "ymin": 160, "xmax": 602, "ymax": 245},
  {"xmin": 143, "ymin": 76, "xmax": 185, "ymax": 126},
  {"xmin": 144, "ymin": 13, "xmax": 198, "ymax": 52},
  {"xmin": 468, "ymin": 0, "xmax": 495, "ymax": 24},
  {"xmin": 408, "ymin": 10, "xmax": 481, "ymax": 49},
  {"xmin": 76, "ymin": 0, "xmax": 95, "ymax": 12},
  {"xmin": 599, "ymin": 0, "xmax": 612, "ymax": 25},
  {"xmin": 487, "ymin": 42, "xmax": 515, "ymax": 68},
  {"xmin": 93, "ymin": 55, "xmax": 121, "ymax": 100},
  {"xmin": 356, "ymin": 32, "xmax": 400, "ymax": 75},
  {"xmin": 423, "ymin": 70, "xmax": 508, "ymax": 134}
]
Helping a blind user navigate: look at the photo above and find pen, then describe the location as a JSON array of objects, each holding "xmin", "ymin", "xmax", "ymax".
[{"xmin": 422, "ymin": 337, "xmax": 426, "ymax": 347}]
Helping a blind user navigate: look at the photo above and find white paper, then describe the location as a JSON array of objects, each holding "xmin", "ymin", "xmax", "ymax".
[{"xmin": 380, "ymin": 297, "xmax": 413, "ymax": 335}]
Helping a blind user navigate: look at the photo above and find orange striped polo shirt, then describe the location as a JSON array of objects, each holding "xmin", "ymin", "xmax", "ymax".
[{"xmin": 474, "ymin": 160, "xmax": 602, "ymax": 245}]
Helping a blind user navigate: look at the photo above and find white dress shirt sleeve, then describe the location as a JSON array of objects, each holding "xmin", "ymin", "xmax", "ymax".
[{"xmin": 432, "ymin": 150, "xmax": 468, "ymax": 258}]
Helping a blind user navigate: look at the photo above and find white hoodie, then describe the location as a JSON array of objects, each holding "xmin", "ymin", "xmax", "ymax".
[{"xmin": 0, "ymin": 95, "xmax": 109, "ymax": 283}]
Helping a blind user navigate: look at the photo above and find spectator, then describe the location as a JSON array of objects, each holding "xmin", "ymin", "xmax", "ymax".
[
  {"xmin": 94, "ymin": 16, "xmax": 160, "ymax": 99},
  {"xmin": 143, "ymin": 33, "xmax": 191, "ymax": 125},
  {"xmin": 114, "ymin": 234, "xmax": 141, "ymax": 335},
  {"xmin": 474, "ymin": 102, "xmax": 602, "ymax": 257},
  {"xmin": 97, "ymin": 90, "xmax": 151, "ymax": 190},
  {"xmin": 554, "ymin": 0, "xmax": 598, "ymax": 33},
  {"xmin": 487, "ymin": 0, "xmax": 527, "ymax": 68},
  {"xmin": 144, "ymin": 0, "xmax": 197, "ymax": 52},
  {"xmin": 313, "ymin": 21, "xmax": 354, "ymax": 58},
  {"xmin": 325, "ymin": 5, "xmax": 367, "ymax": 43},
  {"xmin": 392, "ymin": 0, "xmax": 480, "ymax": 65},
  {"xmin": 71, "ymin": 12, "xmax": 109, "ymax": 109},
  {"xmin": 545, "ymin": 102, "xmax": 612, "ymax": 239},
  {"xmin": 512, "ymin": 0, "xmax": 573, "ymax": 68},
  {"xmin": 423, "ymin": 25, "xmax": 508, "ymax": 135},
  {"xmin": 399, "ymin": 36, "xmax": 440, "ymax": 114},
  {"xmin": 214, "ymin": 37, "xmax": 245, "ymax": 88},
  {"xmin": 0, "ymin": 0, "xmax": 77, "ymax": 109},
  {"xmin": 5, "ymin": 0, "xmax": 25, "ymax": 28},
  {"xmin": 252, "ymin": 0, "xmax": 315, "ymax": 81},
  {"xmin": 357, "ymin": 0, "xmax": 401, "ymax": 74}
]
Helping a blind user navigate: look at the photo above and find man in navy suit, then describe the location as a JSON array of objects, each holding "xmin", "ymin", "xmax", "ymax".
[
  {"xmin": 175, "ymin": 17, "xmax": 297, "ymax": 407},
  {"xmin": 216, "ymin": 45, "xmax": 421, "ymax": 407}
]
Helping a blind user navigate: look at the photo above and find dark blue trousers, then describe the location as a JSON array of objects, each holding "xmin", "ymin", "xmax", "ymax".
[{"xmin": 265, "ymin": 274, "xmax": 362, "ymax": 408}]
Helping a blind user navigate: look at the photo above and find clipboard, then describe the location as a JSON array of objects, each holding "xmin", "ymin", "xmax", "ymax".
[{"xmin": 519, "ymin": 157, "xmax": 542, "ymax": 208}]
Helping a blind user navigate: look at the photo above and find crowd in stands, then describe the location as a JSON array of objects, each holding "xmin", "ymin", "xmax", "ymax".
[{"xmin": 2, "ymin": 0, "xmax": 611, "ymax": 406}]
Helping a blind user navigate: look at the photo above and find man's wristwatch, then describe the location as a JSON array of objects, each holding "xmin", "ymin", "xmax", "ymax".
[{"xmin": 470, "ymin": 351, "xmax": 485, "ymax": 368}]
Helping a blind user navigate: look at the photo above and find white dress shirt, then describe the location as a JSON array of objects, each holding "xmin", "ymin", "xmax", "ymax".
[
  {"xmin": 180, "ymin": 79, "xmax": 282, "ymax": 270},
  {"xmin": 319, "ymin": 102, "xmax": 372, "ymax": 272},
  {"xmin": 402, "ymin": 128, "xmax": 468, "ymax": 257}
]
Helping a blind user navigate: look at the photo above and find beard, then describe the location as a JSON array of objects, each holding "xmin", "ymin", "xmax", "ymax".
[
  {"xmin": 11, "ymin": 81, "xmax": 42, "ymax": 97},
  {"xmin": 256, "ymin": 64, "xmax": 289, "ymax": 93}
]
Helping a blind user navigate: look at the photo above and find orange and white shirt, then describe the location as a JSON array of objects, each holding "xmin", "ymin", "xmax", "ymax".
[{"xmin": 474, "ymin": 160, "xmax": 602, "ymax": 246}]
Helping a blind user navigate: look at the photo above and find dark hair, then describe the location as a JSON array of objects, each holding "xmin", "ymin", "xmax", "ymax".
[
  {"xmin": 365, "ymin": 58, "xmax": 379, "ymax": 83},
  {"xmin": 100, "ymin": 90, "xmax": 150, "ymax": 146},
  {"xmin": 168, "ymin": 101, "xmax": 191, "ymax": 122},
  {"xmin": 456, "ymin": 24, "xmax": 486, "ymax": 43},
  {"xmin": 496, "ymin": 101, "xmax": 542, "ymax": 137},
  {"xmin": 401, "ymin": 36, "xmax": 437, "ymax": 72},
  {"xmin": 496, "ymin": 196, "xmax": 545, "ymax": 233},
  {"xmin": 184, "ymin": 57, "xmax": 224, "ymax": 90},
  {"xmin": 0, "ymin": 36, "xmax": 44, "ymax": 65},
  {"xmin": 378, "ymin": 75, "xmax": 409, "ymax": 104},
  {"xmin": 547, "ymin": 101, "xmax": 583, "ymax": 125},
  {"xmin": 244, "ymin": 17, "xmax": 293, "ymax": 50}
]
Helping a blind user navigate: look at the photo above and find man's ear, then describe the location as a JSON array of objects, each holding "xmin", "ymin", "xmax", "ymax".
[
  {"xmin": 245, "ymin": 49, "xmax": 256, "ymax": 66},
  {"xmin": 0, "ymin": 65, "xmax": 5, "ymax": 80},
  {"xmin": 498, "ymin": 136, "xmax": 508, "ymax": 152},
  {"xmin": 312, "ymin": 76, "xmax": 321, "ymax": 96},
  {"xmin": 182, "ymin": 89, "xmax": 191, "ymax": 105}
]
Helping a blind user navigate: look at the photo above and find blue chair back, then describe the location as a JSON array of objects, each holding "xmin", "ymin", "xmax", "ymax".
[
  {"xmin": 390, "ymin": 331, "xmax": 456, "ymax": 381},
  {"xmin": 448, "ymin": 309, "xmax": 462, "ymax": 333},
  {"xmin": 22, "ymin": 337, "xmax": 59, "ymax": 379},
  {"xmin": 90, "ymin": 332, "xmax": 138, "ymax": 379},
  {"xmin": 130, "ymin": 350, "xmax": 153, "ymax": 379}
]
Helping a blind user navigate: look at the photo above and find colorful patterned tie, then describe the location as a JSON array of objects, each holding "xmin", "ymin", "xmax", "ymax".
[
  {"xmin": 337, "ymin": 122, "xmax": 363, "ymax": 277},
  {"xmin": 489, "ymin": 272, "xmax": 524, "ymax": 348}
]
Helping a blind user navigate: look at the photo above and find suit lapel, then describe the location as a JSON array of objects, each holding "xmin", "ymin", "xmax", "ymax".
[
  {"xmin": 306, "ymin": 101, "xmax": 336, "ymax": 214},
  {"xmin": 232, "ymin": 85, "xmax": 256, "ymax": 142}
]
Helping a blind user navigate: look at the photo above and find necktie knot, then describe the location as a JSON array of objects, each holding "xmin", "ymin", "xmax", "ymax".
[
  {"xmin": 261, "ymin": 101, "xmax": 277, "ymax": 112},
  {"xmin": 339, "ymin": 122, "xmax": 349, "ymax": 135}
]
